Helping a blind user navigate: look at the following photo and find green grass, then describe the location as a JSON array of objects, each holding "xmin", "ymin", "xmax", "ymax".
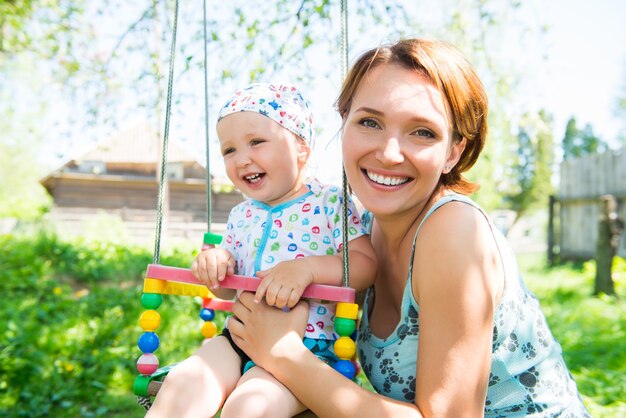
[
  {"xmin": 517, "ymin": 253, "xmax": 626, "ymax": 417},
  {"xmin": 0, "ymin": 232, "xmax": 624, "ymax": 417}
]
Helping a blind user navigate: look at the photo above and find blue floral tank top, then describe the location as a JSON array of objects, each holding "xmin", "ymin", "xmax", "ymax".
[{"xmin": 357, "ymin": 194, "xmax": 590, "ymax": 417}]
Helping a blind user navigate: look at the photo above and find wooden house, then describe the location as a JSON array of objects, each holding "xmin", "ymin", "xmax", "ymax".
[{"xmin": 40, "ymin": 123, "xmax": 243, "ymax": 245}]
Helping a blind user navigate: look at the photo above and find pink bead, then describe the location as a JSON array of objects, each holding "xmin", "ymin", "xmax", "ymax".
[{"xmin": 137, "ymin": 353, "xmax": 159, "ymax": 375}]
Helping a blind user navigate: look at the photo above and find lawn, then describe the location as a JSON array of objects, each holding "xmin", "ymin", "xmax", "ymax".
[{"xmin": 0, "ymin": 233, "xmax": 624, "ymax": 417}]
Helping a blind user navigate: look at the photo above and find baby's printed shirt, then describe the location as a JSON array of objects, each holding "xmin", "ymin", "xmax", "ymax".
[{"xmin": 223, "ymin": 178, "xmax": 367, "ymax": 339}]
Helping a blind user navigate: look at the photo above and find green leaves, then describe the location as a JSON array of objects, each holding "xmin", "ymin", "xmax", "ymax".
[{"xmin": 0, "ymin": 231, "xmax": 226, "ymax": 417}]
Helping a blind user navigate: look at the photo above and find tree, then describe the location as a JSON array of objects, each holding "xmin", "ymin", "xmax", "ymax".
[
  {"xmin": 504, "ymin": 110, "xmax": 555, "ymax": 220},
  {"xmin": 1, "ymin": 0, "xmax": 548, "ymax": 218},
  {"xmin": 562, "ymin": 117, "xmax": 608, "ymax": 160}
]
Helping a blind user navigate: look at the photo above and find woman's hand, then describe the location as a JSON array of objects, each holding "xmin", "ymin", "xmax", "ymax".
[{"xmin": 228, "ymin": 292, "xmax": 309, "ymax": 370}]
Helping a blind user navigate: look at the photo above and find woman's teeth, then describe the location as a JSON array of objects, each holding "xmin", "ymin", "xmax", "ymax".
[{"xmin": 366, "ymin": 170, "xmax": 409, "ymax": 186}]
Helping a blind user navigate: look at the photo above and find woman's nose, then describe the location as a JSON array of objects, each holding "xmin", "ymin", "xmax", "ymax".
[{"xmin": 375, "ymin": 135, "xmax": 404, "ymax": 165}]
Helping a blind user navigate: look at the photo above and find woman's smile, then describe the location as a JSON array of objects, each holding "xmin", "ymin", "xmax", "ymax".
[{"xmin": 363, "ymin": 169, "xmax": 412, "ymax": 187}]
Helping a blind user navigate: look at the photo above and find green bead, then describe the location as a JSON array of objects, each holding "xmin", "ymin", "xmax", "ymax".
[
  {"xmin": 141, "ymin": 293, "xmax": 163, "ymax": 310},
  {"xmin": 133, "ymin": 375, "xmax": 151, "ymax": 396},
  {"xmin": 203, "ymin": 232, "xmax": 223, "ymax": 246},
  {"xmin": 334, "ymin": 317, "xmax": 356, "ymax": 337}
]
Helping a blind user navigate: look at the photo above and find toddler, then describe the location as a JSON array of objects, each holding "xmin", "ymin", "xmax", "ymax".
[{"xmin": 190, "ymin": 83, "xmax": 376, "ymax": 418}]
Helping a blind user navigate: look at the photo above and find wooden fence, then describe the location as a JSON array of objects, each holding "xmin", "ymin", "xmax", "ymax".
[{"xmin": 550, "ymin": 150, "xmax": 626, "ymax": 261}]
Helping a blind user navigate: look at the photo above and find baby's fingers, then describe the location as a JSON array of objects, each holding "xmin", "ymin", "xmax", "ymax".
[
  {"xmin": 286, "ymin": 289, "xmax": 302, "ymax": 309},
  {"xmin": 226, "ymin": 255, "xmax": 236, "ymax": 277},
  {"xmin": 215, "ymin": 258, "xmax": 230, "ymax": 282},
  {"xmin": 255, "ymin": 276, "xmax": 272, "ymax": 303},
  {"xmin": 193, "ymin": 255, "xmax": 214, "ymax": 287}
]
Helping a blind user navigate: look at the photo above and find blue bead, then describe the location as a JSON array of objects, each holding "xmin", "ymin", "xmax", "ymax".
[
  {"xmin": 138, "ymin": 332, "xmax": 160, "ymax": 353},
  {"xmin": 199, "ymin": 308, "xmax": 215, "ymax": 321},
  {"xmin": 333, "ymin": 359, "xmax": 356, "ymax": 379}
]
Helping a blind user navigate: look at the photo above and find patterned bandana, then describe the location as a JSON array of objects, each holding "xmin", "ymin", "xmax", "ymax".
[{"xmin": 217, "ymin": 83, "xmax": 315, "ymax": 148}]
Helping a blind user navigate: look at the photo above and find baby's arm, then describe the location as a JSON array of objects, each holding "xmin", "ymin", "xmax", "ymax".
[
  {"xmin": 255, "ymin": 235, "xmax": 377, "ymax": 308},
  {"xmin": 191, "ymin": 248, "xmax": 237, "ymax": 300}
]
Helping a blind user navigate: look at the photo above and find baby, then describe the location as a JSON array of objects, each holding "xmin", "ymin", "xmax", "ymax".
[{"xmin": 191, "ymin": 83, "xmax": 377, "ymax": 417}]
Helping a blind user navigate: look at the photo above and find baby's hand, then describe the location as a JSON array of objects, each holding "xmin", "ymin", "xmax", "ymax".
[
  {"xmin": 191, "ymin": 248, "xmax": 235, "ymax": 290},
  {"xmin": 255, "ymin": 259, "xmax": 314, "ymax": 309}
]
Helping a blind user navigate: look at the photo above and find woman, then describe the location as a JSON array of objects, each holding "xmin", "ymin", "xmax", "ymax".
[{"xmin": 228, "ymin": 38, "xmax": 590, "ymax": 417}]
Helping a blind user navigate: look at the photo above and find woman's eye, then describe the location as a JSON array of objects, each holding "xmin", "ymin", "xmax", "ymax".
[
  {"xmin": 414, "ymin": 128, "xmax": 435, "ymax": 138},
  {"xmin": 359, "ymin": 118, "xmax": 380, "ymax": 129}
]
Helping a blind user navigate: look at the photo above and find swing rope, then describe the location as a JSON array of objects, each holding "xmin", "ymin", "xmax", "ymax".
[
  {"xmin": 340, "ymin": 0, "xmax": 350, "ymax": 288},
  {"xmin": 152, "ymin": 0, "xmax": 180, "ymax": 265},
  {"xmin": 202, "ymin": 0, "xmax": 213, "ymax": 233}
]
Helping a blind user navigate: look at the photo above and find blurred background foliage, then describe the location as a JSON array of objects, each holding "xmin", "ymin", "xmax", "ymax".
[{"xmin": 0, "ymin": 233, "xmax": 623, "ymax": 417}]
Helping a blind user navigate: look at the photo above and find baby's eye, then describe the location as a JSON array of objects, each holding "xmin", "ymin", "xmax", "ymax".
[
  {"xmin": 413, "ymin": 128, "xmax": 435, "ymax": 138},
  {"xmin": 222, "ymin": 147, "xmax": 235, "ymax": 156},
  {"xmin": 250, "ymin": 139, "xmax": 265, "ymax": 146},
  {"xmin": 359, "ymin": 118, "xmax": 381, "ymax": 129}
]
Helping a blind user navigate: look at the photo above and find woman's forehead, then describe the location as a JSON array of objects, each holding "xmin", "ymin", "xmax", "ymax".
[{"xmin": 352, "ymin": 64, "xmax": 449, "ymax": 123}]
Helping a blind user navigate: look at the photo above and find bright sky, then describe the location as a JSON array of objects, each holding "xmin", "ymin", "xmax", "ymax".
[{"xmin": 532, "ymin": 0, "xmax": 626, "ymax": 146}]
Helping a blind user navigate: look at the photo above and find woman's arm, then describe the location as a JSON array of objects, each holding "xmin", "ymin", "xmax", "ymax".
[
  {"xmin": 228, "ymin": 292, "xmax": 422, "ymax": 418},
  {"xmin": 411, "ymin": 202, "xmax": 502, "ymax": 417}
]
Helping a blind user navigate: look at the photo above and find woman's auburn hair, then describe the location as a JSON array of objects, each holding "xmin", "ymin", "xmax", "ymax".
[{"xmin": 336, "ymin": 38, "xmax": 488, "ymax": 195}]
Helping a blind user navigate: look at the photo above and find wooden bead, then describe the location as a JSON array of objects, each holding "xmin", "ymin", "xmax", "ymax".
[
  {"xmin": 201, "ymin": 321, "xmax": 217, "ymax": 338},
  {"xmin": 139, "ymin": 310, "xmax": 161, "ymax": 332},
  {"xmin": 334, "ymin": 317, "xmax": 356, "ymax": 337},
  {"xmin": 336, "ymin": 302, "xmax": 358, "ymax": 320},
  {"xmin": 333, "ymin": 336, "xmax": 356, "ymax": 359},
  {"xmin": 136, "ymin": 353, "xmax": 159, "ymax": 375},
  {"xmin": 333, "ymin": 359, "xmax": 356, "ymax": 379}
]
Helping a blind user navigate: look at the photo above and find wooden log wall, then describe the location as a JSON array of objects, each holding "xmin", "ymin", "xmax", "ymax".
[{"xmin": 557, "ymin": 150, "xmax": 626, "ymax": 260}]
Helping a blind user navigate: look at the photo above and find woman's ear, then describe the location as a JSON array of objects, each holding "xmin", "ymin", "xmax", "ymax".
[{"xmin": 445, "ymin": 137, "xmax": 467, "ymax": 173}]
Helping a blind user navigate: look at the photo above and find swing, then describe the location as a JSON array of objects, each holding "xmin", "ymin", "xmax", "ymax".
[{"xmin": 133, "ymin": 0, "xmax": 356, "ymax": 410}]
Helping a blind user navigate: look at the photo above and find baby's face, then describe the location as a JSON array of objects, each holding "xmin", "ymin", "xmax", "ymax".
[{"xmin": 217, "ymin": 112, "xmax": 310, "ymax": 206}]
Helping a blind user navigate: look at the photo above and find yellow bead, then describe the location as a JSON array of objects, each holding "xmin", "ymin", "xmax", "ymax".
[
  {"xmin": 201, "ymin": 321, "xmax": 217, "ymax": 338},
  {"xmin": 336, "ymin": 302, "xmax": 358, "ymax": 320},
  {"xmin": 139, "ymin": 310, "xmax": 161, "ymax": 331},
  {"xmin": 143, "ymin": 278, "xmax": 166, "ymax": 294},
  {"xmin": 334, "ymin": 336, "xmax": 356, "ymax": 360}
]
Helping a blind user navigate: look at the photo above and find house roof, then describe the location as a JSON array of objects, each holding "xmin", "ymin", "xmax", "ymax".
[
  {"xmin": 40, "ymin": 121, "xmax": 210, "ymax": 193},
  {"xmin": 78, "ymin": 122, "xmax": 201, "ymax": 164}
]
